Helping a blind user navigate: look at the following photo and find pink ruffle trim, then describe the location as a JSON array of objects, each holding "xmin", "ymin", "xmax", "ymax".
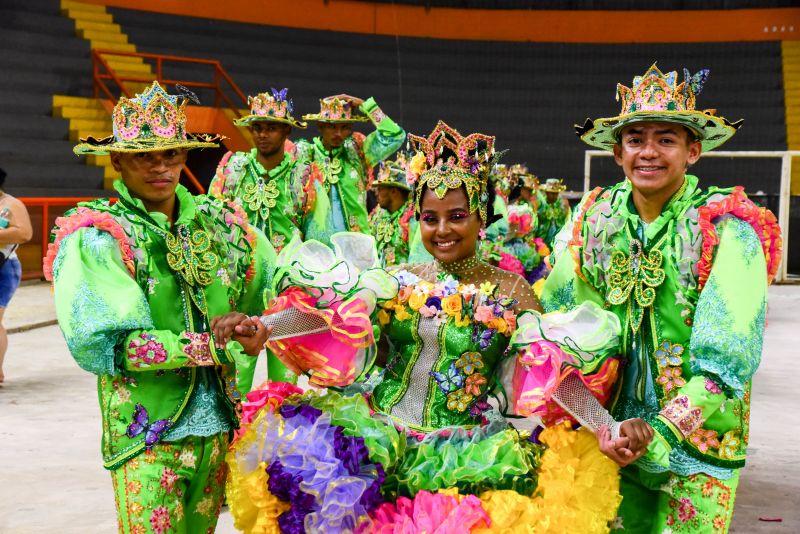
[
  {"xmin": 235, "ymin": 381, "xmax": 304, "ymax": 441},
  {"xmin": 364, "ymin": 490, "xmax": 490, "ymax": 533},
  {"xmin": 42, "ymin": 207, "xmax": 134, "ymax": 281}
]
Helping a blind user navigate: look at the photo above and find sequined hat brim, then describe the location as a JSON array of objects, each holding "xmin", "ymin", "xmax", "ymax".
[
  {"xmin": 73, "ymin": 133, "xmax": 224, "ymax": 156},
  {"xmin": 372, "ymin": 180, "xmax": 411, "ymax": 192},
  {"xmin": 233, "ymin": 114, "xmax": 307, "ymax": 128},
  {"xmin": 576, "ymin": 110, "xmax": 742, "ymax": 153},
  {"xmin": 302, "ymin": 113, "xmax": 370, "ymax": 123}
]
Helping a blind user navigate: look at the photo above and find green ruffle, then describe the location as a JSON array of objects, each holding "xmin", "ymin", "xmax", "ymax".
[{"xmin": 385, "ymin": 423, "xmax": 543, "ymax": 499}]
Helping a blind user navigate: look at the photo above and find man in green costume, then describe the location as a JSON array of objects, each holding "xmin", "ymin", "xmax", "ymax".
[
  {"xmin": 209, "ymin": 88, "xmax": 305, "ymax": 384},
  {"xmin": 210, "ymin": 87, "xmax": 306, "ymax": 254},
  {"xmin": 369, "ymin": 153, "xmax": 431, "ymax": 267},
  {"xmin": 45, "ymin": 82, "xmax": 276, "ymax": 534},
  {"xmin": 543, "ymin": 64, "xmax": 781, "ymax": 533},
  {"xmin": 297, "ymin": 94, "xmax": 405, "ymax": 245},
  {"xmin": 535, "ymin": 178, "xmax": 571, "ymax": 250}
]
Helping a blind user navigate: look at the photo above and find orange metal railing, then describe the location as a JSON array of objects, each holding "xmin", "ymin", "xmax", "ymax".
[
  {"xmin": 19, "ymin": 197, "xmax": 107, "ymax": 280},
  {"xmin": 90, "ymin": 49, "xmax": 249, "ymax": 194}
]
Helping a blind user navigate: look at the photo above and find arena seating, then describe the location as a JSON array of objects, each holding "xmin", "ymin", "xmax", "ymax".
[
  {"xmin": 0, "ymin": 0, "xmax": 105, "ymax": 197},
  {"xmin": 108, "ymin": 6, "xmax": 787, "ymax": 193}
]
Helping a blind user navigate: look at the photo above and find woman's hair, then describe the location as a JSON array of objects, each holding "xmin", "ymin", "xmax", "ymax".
[{"xmin": 0, "ymin": 167, "xmax": 6, "ymax": 189}]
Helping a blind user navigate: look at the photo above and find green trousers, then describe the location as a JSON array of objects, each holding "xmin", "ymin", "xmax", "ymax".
[
  {"xmin": 111, "ymin": 433, "xmax": 229, "ymax": 534},
  {"xmin": 613, "ymin": 465, "xmax": 740, "ymax": 533}
]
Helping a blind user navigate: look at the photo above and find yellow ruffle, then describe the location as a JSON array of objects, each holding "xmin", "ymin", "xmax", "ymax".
[
  {"xmin": 226, "ymin": 405, "xmax": 291, "ymax": 534},
  {"xmin": 442, "ymin": 423, "xmax": 621, "ymax": 533},
  {"xmin": 225, "ymin": 460, "xmax": 289, "ymax": 534}
]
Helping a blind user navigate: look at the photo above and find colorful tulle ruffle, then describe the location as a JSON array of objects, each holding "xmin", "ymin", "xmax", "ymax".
[{"xmin": 227, "ymin": 386, "xmax": 621, "ymax": 533}]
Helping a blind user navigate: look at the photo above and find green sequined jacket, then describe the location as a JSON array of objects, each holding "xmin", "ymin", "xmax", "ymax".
[
  {"xmin": 541, "ymin": 175, "xmax": 780, "ymax": 476},
  {"xmin": 210, "ymin": 149, "xmax": 304, "ymax": 253},
  {"xmin": 46, "ymin": 181, "xmax": 276, "ymax": 469}
]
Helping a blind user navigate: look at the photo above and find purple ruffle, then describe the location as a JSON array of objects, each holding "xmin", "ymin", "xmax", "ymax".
[{"xmin": 259, "ymin": 402, "xmax": 386, "ymax": 533}]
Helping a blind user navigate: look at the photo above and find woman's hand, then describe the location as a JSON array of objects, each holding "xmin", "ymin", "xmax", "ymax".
[{"xmin": 232, "ymin": 316, "xmax": 273, "ymax": 357}]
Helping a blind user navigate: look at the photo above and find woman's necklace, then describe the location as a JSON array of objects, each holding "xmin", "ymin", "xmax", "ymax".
[{"xmin": 434, "ymin": 252, "xmax": 482, "ymax": 280}]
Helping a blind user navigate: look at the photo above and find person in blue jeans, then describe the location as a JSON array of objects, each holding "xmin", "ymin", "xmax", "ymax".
[{"xmin": 0, "ymin": 167, "xmax": 33, "ymax": 384}]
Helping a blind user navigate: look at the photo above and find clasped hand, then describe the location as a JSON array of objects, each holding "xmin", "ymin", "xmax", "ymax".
[
  {"xmin": 596, "ymin": 418, "xmax": 654, "ymax": 467},
  {"xmin": 210, "ymin": 312, "xmax": 272, "ymax": 357}
]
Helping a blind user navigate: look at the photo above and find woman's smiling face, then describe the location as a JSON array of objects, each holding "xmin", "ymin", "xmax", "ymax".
[{"xmin": 418, "ymin": 186, "xmax": 481, "ymax": 263}]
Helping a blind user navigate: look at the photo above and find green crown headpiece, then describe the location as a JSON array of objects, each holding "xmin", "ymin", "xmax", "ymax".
[{"xmin": 408, "ymin": 121, "xmax": 495, "ymax": 222}]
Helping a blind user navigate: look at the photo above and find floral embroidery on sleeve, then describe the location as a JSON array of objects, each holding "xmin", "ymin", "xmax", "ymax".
[
  {"xmin": 182, "ymin": 331, "xmax": 214, "ymax": 366},
  {"xmin": 127, "ymin": 333, "xmax": 167, "ymax": 367}
]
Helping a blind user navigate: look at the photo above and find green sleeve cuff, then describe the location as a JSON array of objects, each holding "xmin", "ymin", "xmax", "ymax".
[{"xmin": 360, "ymin": 97, "xmax": 386, "ymax": 126}]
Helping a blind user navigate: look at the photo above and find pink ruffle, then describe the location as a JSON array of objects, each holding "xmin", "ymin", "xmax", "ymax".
[
  {"xmin": 511, "ymin": 340, "xmax": 567, "ymax": 417},
  {"xmin": 365, "ymin": 490, "xmax": 490, "ymax": 533},
  {"xmin": 697, "ymin": 187, "xmax": 782, "ymax": 289},
  {"xmin": 209, "ymin": 150, "xmax": 234, "ymax": 198},
  {"xmin": 235, "ymin": 381, "xmax": 304, "ymax": 440},
  {"xmin": 265, "ymin": 288, "xmax": 375, "ymax": 387},
  {"xmin": 222, "ymin": 200, "xmax": 258, "ymax": 282},
  {"xmin": 43, "ymin": 207, "xmax": 134, "ymax": 281}
]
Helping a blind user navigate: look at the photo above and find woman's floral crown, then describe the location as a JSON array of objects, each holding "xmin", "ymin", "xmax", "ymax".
[{"xmin": 407, "ymin": 121, "xmax": 495, "ymax": 222}]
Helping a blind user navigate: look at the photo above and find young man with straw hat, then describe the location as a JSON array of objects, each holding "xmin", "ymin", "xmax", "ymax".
[
  {"xmin": 210, "ymin": 87, "xmax": 306, "ymax": 254},
  {"xmin": 297, "ymin": 94, "xmax": 405, "ymax": 245},
  {"xmin": 543, "ymin": 64, "xmax": 781, "ymax": 533},
  {"xmin": 44, "ymin": 81, "xmax": 277, "ymax": 534}
]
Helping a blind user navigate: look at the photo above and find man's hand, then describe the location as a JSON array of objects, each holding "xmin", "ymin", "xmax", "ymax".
[
  {"xmin": 596, "ymin": 425, "xmax": 645, "ymax": 467},
  {"xmin": 327, "ymin": 94, "xmax": 365, "ymax": 108},
  {"xmin": 210, "ymin": 312, "xmax": 248, "ymax": 349},
  {"xmin": 618, "ymin": 418, "xmax": 654, "ymax": 453},
  {"xmin": 232, "ymin": 316, "xmax": 273, "ymax": 357}
]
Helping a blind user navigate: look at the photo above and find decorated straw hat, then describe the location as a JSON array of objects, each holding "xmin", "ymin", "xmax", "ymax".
[
  {"xmin": 373, "ymin": 153, "xmax": 411, "ymax": 192},
  {"xmin": 575, "ymin": 63, "xmax": 742, "ymax": 152},
  {"xmin": 407, "ymin": 120, "xmax": 495, "ymax": 222},
  {"xmin": 302, "ymin": 96, "xmax": 369, "ymax": 123},
  {"xmin": 234, "ymin": 88, "xmax": 306, "ymax": 128},
  {"xmin": 74, "ymin": 81, "xmax": 222, "ymax": 155},
  {"xmin": 492, "ymin": 163, "xmax": 515, "ymax": 197},
  {"xmin": 540, "ymin": 178, "xmax": 567, "ymax": 193},
  {"xmin": 509, "ymin": 164, "xmax": 539, "ymax": 190}
]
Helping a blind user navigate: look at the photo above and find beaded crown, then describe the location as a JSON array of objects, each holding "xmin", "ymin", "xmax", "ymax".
[
  {"xmin": 576, "ymin": 63, "xmax": 742, "ymax": 152},
  {"xmin": 302, "ymin": 96, "xmax": 369, "ymax": 123},
  {"xmin": 234, "ymin": 88, "xmax": 306, "ymax": 128},
  {"xmin": 74, "ymin": 81, "xmax": 221, "ymax": 155},
  {"xmin": 408, "ymin": 121, "xmax": 495, "ymax": 222},
  {"xmin": 374, "ymin": 153, "xmax": 411, "ymax": 191}
]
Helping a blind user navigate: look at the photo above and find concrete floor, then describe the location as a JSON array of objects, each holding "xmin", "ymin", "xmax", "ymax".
[{"xmin": 0, "ymin": 284, "xmax": 798, "ymax": 533}]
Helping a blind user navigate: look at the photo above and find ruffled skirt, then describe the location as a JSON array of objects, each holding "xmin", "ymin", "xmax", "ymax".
[{"xmin": 226, "ymin": 386, "xmax": 621, "ymax": 534}]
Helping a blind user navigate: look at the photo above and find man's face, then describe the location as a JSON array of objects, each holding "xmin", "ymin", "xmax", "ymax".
[
  {"xmin": 318, "ymin": 122, "xmax": 352, "ymax": 150},
  {"xmin": 374, "ymin": 185, "xmax": 393, "ymax": 209},
  {"xmin": 545, "ymin": 191, "xmax": 559, "ymax": 204},
  {"xmin": 110, "ymin": 148, "xmax": 188, "ymax": 206},
  {"xmin": 613, "ymin": 121, "xmax": 701, "ymax": 198},
  {"xmin": 249, "ymin": 122, "xmax": 291, "ymax": 157}
]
